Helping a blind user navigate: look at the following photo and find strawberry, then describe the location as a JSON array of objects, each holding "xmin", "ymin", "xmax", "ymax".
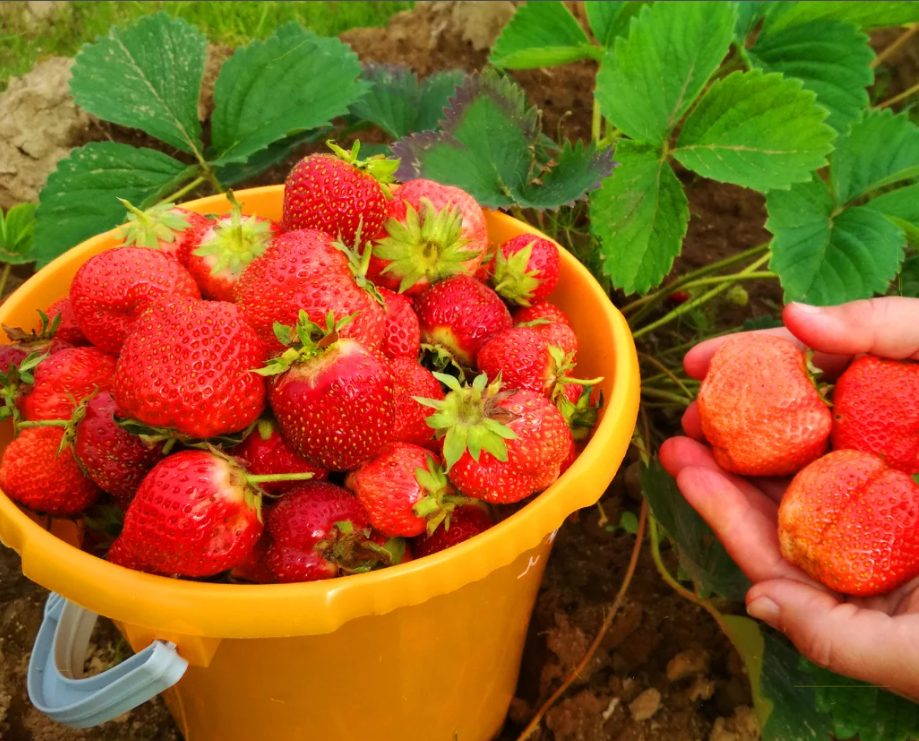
[
  {"xmin": 232, "ymin": 419, "xmax": 328, "ymax": 495},
  {"xmin": 369, "ymin": 532, "xmax": 414, "ymax": 565},
  {"xmin": 414, "ymin": 275, "xmax": 511, "ymax": 367},
  {"xmin": 118, "ymin": 200, "xmax": 211, "ymax": 263},
  {"xmin": 282, "ymin": 141, "xmax": 398, "ymax": 245},
  {"xmin": 113, "ymin": 297, "xmax": 266, "ymax": 439},
  {"xmin": 560, "ymin": 440, "xmax": 577, "ymax": 474},
  {"xmin": 390, "ymin": 356, "xmax": 443, "ymax": 449},
  {"xmin": 490, "ymin": 234, "xmax": 560, "ymax": 306},
  {"xmin": 106, "ymin": 537, "xmax": 159, "ymax": 573},
  {"xmin": 184, "ymin": 192, "xmax": 280, "ymax": 302},
  {"xmin": 421, "ymin": 374, "xmax": 573, "ymax": 504},
  {"xmin": 513, "ymin": 302, "xmax": 578, "ymax": 358},
  {"xmin": 264, "ymin": 481, "xmax": 383, "ymax": 582},
  {"xmin": 370, "ymin": 179, "xmax": 487, "ymax": 295},
  {"xmin": 46, "ymin": 298, "xmax": 88, "ymax": 346},
  {"xmin": 19, "ymin": 347, "xmax": 117, "ymax": 422},
  {"xmin": 697, "ymin": 335, "xmax": 832, "ymax": 477},
  {"xmin": 556, "ymin": 384, "xmax": 603, "ymax": 443},
  {"xmin": 70, "ymin": 247, "xmax": 200, "ymax": 353},
  {"xmin": 477, "ymin": 327, "xmax": 600, "ymax": 404},
  {"xmin": 0, "ymin": 345, "xmax": 28, "ymax": 374},
  {"xmin": 73, "ymin": 391, "xmax": 165, "ymax": 506},
  {"xmin": 831, "ymin": 356, "xmax": 919, "ymax": 475},
  {"xmin": 234, "ymin": 229, "xmax": 385, "ymax": 352},
  {"xmin": 259, "ymin": 312, "xmax": 395, "ymax": 471},
  {"xmin": 413, "ymin": 503, "xmax": 494, "ymax": 558},
  {"xmin": 345, "ymin": 443, "xmax": 467, "ymax": 537},
  {"xmin": 0, "ymin": 427, "xmax": 100, "ymax": 516},
  {"xmin": 778, "ymin": 449, "xmax": 919, "ymax": 596},
  {"xmin": 112, "ymin": 449, "xmax": 314, "ymax": 578},
  {"xmin": 229, "ymin": 532, "xmax": 273, "ymax": 584},
  {"xmin": 378, "ymin": 287, "xmax": 420, "ymax": 358}
]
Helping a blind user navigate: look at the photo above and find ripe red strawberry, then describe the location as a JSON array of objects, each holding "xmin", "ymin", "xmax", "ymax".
[
  {"xmin": 414, "ymin": 275, "xmax": 511, "ymax": 367},
  {"xmin": 260, "ymin": 312, "xmax": 395, "ymax": 471},
  {"xmin": 73, "ymin": 391, "xmax": 165, "ymax": 506},
  {"xmin": 779, "ymin": 449, "xmax": 919, "ymax": 596},
  {"xmin": 184, "ymin": 192, "xmax": 280, "ymax": 302},
  {"xmin": 232, "ymin": 419, "xmax": 328, "ymax": 495},
  {"xmin": 346, "ymin": 444, "xmax": 466, "ymax": 537},
  {"xmin": 490, "ymin": 234, "xmax": 560, "ymax": 306},
  {"xmin": 0, "ymin": 345, "xmax": 28, "ymax": 374},
  {"xmin": 697, "ymin": 335, "xmax": 832, "ymax": 477},
  {"xmin": 110, "ymin": 449, "xmax": 308, "ymax": 578},
  {"xmin": 265, "ymin": 481, "xmax": 381, "ymax": 583},
  {"xmin": 282, "ymin": 141, "xmax": 398, "ymax": 244},
  {"xmin": 70, "ymin": 247, "xmax": 200, "ymax": 353},
  {"xmin": 229, "ymin": 533, "xmax": 273, "ymax": 584},
  {"xmin": 378, "ymin": 287, "xmax": 420, "ymax": 358},
  {"xmin": 370, "ymin": 179, "xmax": 487, "ymax": 295},
  {"xmin": 477, "ymin": 327, "xmax": 599, "ymax": 403},
  {"xmin": 413, "ymin": 504, "xmax": 494, "ymax": 558},
  {"xmin": 235, "ymin": 229, "xmax": 385, "ymax": 351},
  {"xmin": 0, "ymin": 427, "xmax": 100, "ymax": 516},
  {"xmin": 831, "ymin": 356, "xmax": 919, "ymax": 475},
  {"xmin": 46, "ymin": 298, "xmax": 88, "ymax": 345},
  {"xmin": 114, "ymin": 297, "xmax": 266, "ymax": 439},
  {"xmin": 560, "ymin": 440, "xmax": 577, "ymax": 474},
  {"xmin": 422, "ymin": 374, "xmax": 573, "ymax": 504},
  {"xmin": 118, "ymin": 200, "xmax": 211, "ymax": 262},
  {"xmin": 391, "ymin": 356, "xmax": 444, "ymax": 449},
  {"xmin": 106, "ymin": 537, "xmax": 159, "ymax": 573},
  {"xmin": 513, "ymin": 302, "xmax": 578, "ymax": 358},
  {"xmin": 19, "ymin": 347, "xmax": 117, "ymax": 421}
]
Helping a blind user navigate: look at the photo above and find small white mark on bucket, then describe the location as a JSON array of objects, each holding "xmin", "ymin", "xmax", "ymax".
[
  {"xmin": 548, "ymin": 528, "xmax": 559, "ymax": 544},
  {"xmin": 518, "ymin": 555, "xmax": 540, "ymax": 579}
]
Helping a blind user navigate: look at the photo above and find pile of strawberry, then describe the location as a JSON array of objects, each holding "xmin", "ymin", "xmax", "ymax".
[
  {"xmin": 697, "ymin": 335, "xmax": 919, "ymax": 597},
  {"xmin": 0, "ymin": 142, "xmax": 601, "ymax": 584}
]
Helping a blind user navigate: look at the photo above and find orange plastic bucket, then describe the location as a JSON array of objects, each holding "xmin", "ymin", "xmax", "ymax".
[{"xmin": 0, "ymin": 186, "xmax": 639, "ymax": 740}]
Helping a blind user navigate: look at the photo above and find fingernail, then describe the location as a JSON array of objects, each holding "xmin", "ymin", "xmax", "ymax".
[
  {"xmin": 747, "ymin": 596, "xmax": 780, "ymax": 626},
  {"xmin": 789, "ymin": 302, "xmax": 821, "ymax": 314}
]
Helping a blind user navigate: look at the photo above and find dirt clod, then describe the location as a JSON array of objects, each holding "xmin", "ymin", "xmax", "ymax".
[
  {"xmin": 629, "ymin": 688, "xmax": 662, "ymax": 722},
  {"xmin": 666, "ymin": 647, "xmax": 711, "ymax": 682},
  {"xmin": 709, "ymin": 706, "xmax": 761, "ymax": 741}
]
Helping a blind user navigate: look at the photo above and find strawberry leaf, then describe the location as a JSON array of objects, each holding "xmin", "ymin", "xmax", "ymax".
[
  {"xmin": 733, "ymin": 0, "xmax": 775, "ymax": 41},
  {"xmin": 0, "ymin": 203, "xmax": 37, "ymax": 266},
  {"xmin": 748, "ymin": 20, "xmax": 874, "ymax": 132},
  {"xmin": 512, "ymin": 140, "xmax": 615, "ymax": 211},
  {"xmin": 768, "ymin": 178, "xmax": 906, "ymax": 305},
  {"xmin": 595, "ymin": 1, "xmax": 736, "ymax": 144},
  {"xmin": 673, "ymin": 70, "xmax": 836, "ymax": 192},
  {"xmin": 490, "ymin": 1, "xmax": 600, "ymax": 69},
  {"xmin": 70, "ymin": 13, "xmax": 206, "ymax": 156},
  {"xmin": 766, "ymin": 1, "xmax": 919, "ymax": 32},
  {"xmin": 866, "ymin": 183, "xmax": 919, "ymax": 248},
  {"xmin": 590, "ymin": 140, "xmax": 689, "ymax": 295},
  {"xmin": 830, "ymin": 109, "xmax": 919, "ymax": 205},
  {"xmin": 33, "ymin": 143, "xmax": 192, "ymax": 268},
  {"xmin": 216, "ymin": 129, "xmax": 327, "ymax": 186},
  {"xmin": 210, "ymin": 23, "xmax": 367, "ymax": 166},
  {"xmin": 584, "ymin": 2, "xmax": 648, "ymax": 47},
  {"xmin": 900, "ymin": 255, "xmax": 919, "ymax": 298}
]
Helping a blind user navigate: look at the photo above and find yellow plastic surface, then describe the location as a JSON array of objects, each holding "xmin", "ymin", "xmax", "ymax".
[{"xmin": 0, "ymin": 186, "xmax": 639, "ymax": 741}]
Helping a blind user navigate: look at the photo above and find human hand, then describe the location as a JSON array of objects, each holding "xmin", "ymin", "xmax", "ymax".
[{"xmin": 660, "ymin": 297, "xmax": 919, "ymax": 698}]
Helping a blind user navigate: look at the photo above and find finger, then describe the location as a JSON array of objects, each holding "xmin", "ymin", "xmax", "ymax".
[
  {"xmin": 673, "ymin": 464, "xmax": 815, "ymax": 585},
  {"xmin": 784, "ymin": 298, "xmax": 919, "ymax": 361},
  {"xmin": 747, "ymin": 579, "xmax": 919, "ymax": 699},
  {"xmin": 681, "ymin": 403, "xmax": 704, "ymax": 440}
]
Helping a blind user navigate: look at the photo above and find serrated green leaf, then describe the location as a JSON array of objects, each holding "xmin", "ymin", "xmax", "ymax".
[
  {"xmin": 490, "ymin": 1, "xmax": 599, "ymax": 70},
  {"xmin": 596, "ymin": 1, "xmax": 736, "ymax": 144},
  {"xmin": 591, "ymin": 141, "xmax": 689, "ymax": 295},
  {"xmin": 674, "ymin": 69, "xmax": 835, "ymax": 192},
  {"xmin": 0, "ymin": 203, "xmax": 38, "ymax": 265},
  {"xmin": 640, "ymin": 457, "xmax": 751, "ymax": 600},
  {"xmin": 768, "ymin": 178, "xmax": 906, "ymax": 305},
  {"xmin": 733, "ymin": 0, "xmax": 775, "ymax": 41},
  {"xmin": 417, "ymin": 70, "xmax": 466, "ymax": 132},
  {"xmin": 900, "ymin": 255, "xmax": 919, "ymax": 297},
  {"xmin": 70, "ymin": 13, "xmax": 206, "ymax": 156},
  {"xmin": 210, "ymin": 24, "xmax": 367, "ymax": 166},
  {"xmin": 584, "ymin": 2, "xmax": 648, "ymax": 46},
  {"xmin": 866, "ymin": 183, "xmax": 919, "ymax": 247},
  {"xmin": 33, "ymin": 143, "xmax": 191, "ymax": 268},
  {"xmin": 749, "ymin": 20, "xmax": 874, "ymax": 132},
  {"xmin": 831, "ymin": 109, "xmax": 919, "ymax": 205},
  {"xmin": 510, "ymin": 140, "xmax": 615, "ymax": 210},
  {"xmin": 767, "ymin": 1, "xmax": 919, "ymax": 31},
  {"xmin": 215, "ymin": 129, "xmax": 326, "ymax": 186}
]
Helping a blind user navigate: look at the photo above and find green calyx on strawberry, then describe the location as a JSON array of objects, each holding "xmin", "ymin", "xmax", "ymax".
[
  {"xmin": 491, "ymin": 242, "xmax": 542, "ymax": 305},
  {"xmin": 417, "ymin": 372, "xmax": 518, "ymax": 471},
  {"xmin": 117, "ymin": 199, "xmax": 191, "ymax": 248},
  {"xmin": 112, "ymin": 416, "xmax": 260, "ymax": 455},
  {"xmin": 557, "ymin": 384, "xmax": 603, "ymax": 443},
  {"xmin": 326, "ymin": 140, "xmax": 400, "ymax": 197},
  {"xmin": 373, "ymin": 198, "xmax": 476, "ymax": 293},
  {"xmin": 0, "ymin": 349, "xmax": 47, "ymax": 426},
  {"xmin": 2, "ymin": 308, "xmax": 62, "ymax": 349},
  {"xmin": 332, "ymin": 225, "xmax": 386, "ymax": 306},
  {"xmin": 411, "ymin": 455, "xmax": 469, "ymax": 534},
  {"xmin": 256, "ymin": 311, "xmax": 355, "ymax": 377}
]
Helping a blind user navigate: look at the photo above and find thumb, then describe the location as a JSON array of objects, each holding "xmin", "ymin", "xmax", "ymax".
[{"xmin": 747, "ymin": 580, "xmax": 919, "ymax": 699}]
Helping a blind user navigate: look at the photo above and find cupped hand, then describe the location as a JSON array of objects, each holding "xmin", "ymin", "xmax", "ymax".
[{"xmin": 661, "ymin": 297, "xmax": 919, "ymax": 699}]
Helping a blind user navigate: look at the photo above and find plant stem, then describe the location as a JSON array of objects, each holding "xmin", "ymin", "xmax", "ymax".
[
  {"xmin": 632, "ymin": 254, "xmax": 771, "ymax": 340},
  {"xmin": 18, "ymin": 420, "xmax": 68, "ymax": 428},
  {"xmin": 638, "ymin": 353, "xmax": 694, "ymax": 398},
  {"xmin": 0, "ymin": 264, "xmax": 11, "ymax": 300},
  {"xmin": 515, "ymin": 500, "xmax": 648, "ymax": 741},
  {"xmin": 676, "ymin": 271, "xmax": 776, "ymax": 292},
  {"xmin": 247, "ymin": 472, "xmax": 316, "ymax": 484},
  {"xmin": 591, "ymin": 97, "xmax": 602, "ymax": 143},
  {"xmin": 157, "ymin": 175, "xmax": 207, "ymax": 206},
  {"xmin": 873, "ymin": 24, "xmax": 919, "ymax": 68},
  {"xmin": 641, "ymin": 387, "xmax": 693, "ymax": 406},
  {"xmin": 876, "ymin": 79, "xmax": 919, "ymax": 110}
]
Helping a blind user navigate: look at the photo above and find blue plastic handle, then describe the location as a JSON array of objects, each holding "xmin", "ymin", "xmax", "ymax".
[{"xmin": 27, "ymin": 593, "xmax": 188, "ymax": 728}]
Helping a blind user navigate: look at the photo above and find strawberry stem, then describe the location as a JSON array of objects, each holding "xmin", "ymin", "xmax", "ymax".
[
  {"xmin": 246, "ymin": 472, "xmax": 315, "ymax": 484},
  {"xmin": 18, "ymin": 420, "xmax": 68, "ymax": 428}
]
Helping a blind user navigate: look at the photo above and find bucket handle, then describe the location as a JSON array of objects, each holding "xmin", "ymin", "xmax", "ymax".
[{"xmin": 27, "ymin": 592, "xmax": 188, "ymax": 728}]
